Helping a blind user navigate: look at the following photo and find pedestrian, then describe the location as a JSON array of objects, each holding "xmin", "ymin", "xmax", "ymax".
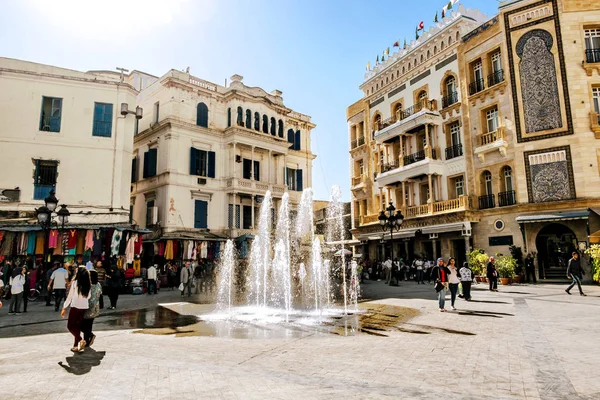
[
  {"xmin": 45, "ymin": 262, "xmax": 57, "ymax": 306},
  {"xmin": 194, "ymin": 262, "xmax": 202, "ymax": 294},
  {"xmin": 95, "ymin": 261, "xmax": 106, "ymax": 286},
  {"xmin": 459, "ymin": 262, "xmax": 474, "ymax": 301},
  {"xmin": 431, "ymin": 258, "xmax": 450, "ymax": 312},
  {"xmin": 61, "ymin": 268, "xmax": 91, "ymax": 352},
  {"xmin": 566, "ymin": 251, "xmax": 586, "ymax": 296},
  {"xmin": 180, "ymin": 262, "xmax": 193, "ymax": 297},
  {"xmin": 8, "ymin": 266, "xmax": 26, "ymax": 315},
  {"xmin": 415, "ymin": 257, "xmax": 424, "ymax": 284},
  {"xmin": 525, "ymin": 253, "xmax": 537, "ymax": 283},
  {"xmin": 487, "ymin": 257, "xmax": 498, "ymax": 292},
  {"xmin": 447, "ymin": 257, "xmax": 460, "ymax": 310},
  {"xmin": 81, "ymin": 270, "xmax": 102, "ymax": 347},
  {"xmin": 167, "ymin": 263, "xmax": 176, "ymax": 290},
  {"xmin": 49, "ymin": 262, "xmax": 70, "ymax": 312},
  {"xmin": 147, "ymin": 264, "xmax": 158, "ymax": 295},
  {"xmin": 22, "ymin": 264, "xmax": 30, "ymax": 313},
  {"xmin": 105, "ymin": 265, "xmax": 123, "ymax": 309}
]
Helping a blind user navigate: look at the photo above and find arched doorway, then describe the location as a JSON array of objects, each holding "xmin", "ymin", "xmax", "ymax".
[{"xmin": 535, "ymin": 223, "xmax": 577, "ymax": 279}]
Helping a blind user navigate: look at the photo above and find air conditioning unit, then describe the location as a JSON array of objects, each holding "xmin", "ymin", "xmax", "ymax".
[
  {"xmin": 198, "ymin": 178, "xmax": 207, "ymax": 185},
  {"xmin": 235, "ymin": 155, "xmax": 242, "ymax": 163}
]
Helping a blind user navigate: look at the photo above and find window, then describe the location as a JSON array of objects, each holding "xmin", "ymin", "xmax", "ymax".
[
  {"xmin": 196, "ymin": 103, "xmax": 209, "ymax": 128},
  {"xmin": 444, "ymin": 76, "xmax": 457, "ymax": 107},
  {"xmin": 358, "ymin": 160, "xmax": 364, "ymax": 175},
  {"xmin": 262, "ymin": 115, "xmax": 268, "ymax": 133},
  {"xmin": 448, "ymin": 35, "xmax": 452, "ymax": 45},
  {"xmin": 593, "ymin": 87, "xmax": 600, "ymax": 114},
  {"xmin": 131, "ymin": 157, "xmax": 138, "ymax": 183},
  {"xmin": 455, "ymin": 176, "xmax": 464, "ymax": 197},
  {"xmin": 503, "ymin": 167, "xmax": 513, "ymax": 192},
  {"xmin": 228, "ymin": 204, "xmax": 240, "ymax": 228},
  {"xmin": 491, "ymin": 52, "xmax": 502, "ymax": 73},
  {"xmin": 254, "ymin": 112, "xmax": 260, "ymax": 131},
  {"xmin": 227, "ymin": 107, "xmax": 232, "ymax": 127},
  {"xmin": 450, "ymin": 122, "xmax": 461, "ymax": 146},
  {"xmin": 245, "ymin": 109, "xmax": 252, "ymax": 129},
  {"xmin": 134, "ymin": 118, "xmax": 139, "ymax": 136},
  {"xmin": 394, "ymin": 103, "xmax": 403, "ymax": 120},
  {"xmin": 474, "ymin": 61, "xmax": 483, "ymax": 81},
  {"xmin": 254, "ymin": 160, "xmax": 260, "ymax": 181},
  {"xmin": 434, "ymin": 46, "xmax": 437, "ymax": 55},
  {"xmin": 418, "ymin": 90, "xmax": 428, "ymax": 102},
  {"xmin": 92, "ymin": 102, "xmax": 113, "ymax": 137},
  {"xmin": 585, "ymin": 29, "xmax": 600, "ymax": 63},
  {"xmin": 33, "ymin": 160, "xmax": 58, "ymax": 200},
  {"xmin": 286, "ymin": 168, "xmax": 303, "ymax": 191},
  {"xmin": 237, "ymin": 107, "xmax": 243, "ymax": 126},
  {"xmin": 39, "ymin": 97, "xmax": 62, "ymax": 132},
  {"xmin": 486, "ymin": 107, "xmax": 499, "ymax": 133},
  {"xmin": 270, "ymin": 117, "xmax": 276, "ymax": 135},
  {"xmin": 287, "ymin": 129, "xmax": 301, "ymax": 150},
  {"xmin": 194, "ymin": 200, "xmax": 208, "ymax": 229},
  {"xmin": 484, "ymin": 171, "xmax": 493, "ymax": 195},
  {"xmin": 143, "ymin": 148, "xmax": 158, "ymax": 178},
  {"xmin": 153, "ymin": 102, "xmax": 160, "ymax": 124},
  {"xmin": 243, "ymin": 159, "xmax": 252, "ymax": 180},
  {"xmin": 243, "ymin": 205, "xmax": 252, "ymax": 229},
  {"xmin": 146, "ymin": 200, "xmax": 155, "ymax": 227},
  {"xmin": 278, "ymin": 119, "xmax": 284, "ymax": 137},
  {"xmin": 190, "ymin": 148, "xmax": 215, "ymax": 178}
]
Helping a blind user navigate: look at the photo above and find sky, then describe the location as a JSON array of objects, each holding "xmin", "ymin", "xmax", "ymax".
[{"xmin": 0, "ymin": 0, "xmax": 499, "ymax": 201}]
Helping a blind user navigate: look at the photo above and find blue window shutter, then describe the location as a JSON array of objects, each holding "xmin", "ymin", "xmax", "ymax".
[
  {"xmin": 93, "ymin": 102, "xmax": 113, "ymax": 137},
  {"xmin": 227, "ymin": 108, "xmax": 231, "ymax": 127},
  {"xmin": 105, "ymin": 103, "xmax": 113, "ymax": 135},
  {"xmin": 253, "ymin": 160, "xmax": 260, "ymax": 181},
  {"xmin": 196, "ymin": 103, "xmax": 208, "ymax": 127},
  {"xmin": 190, "ymin": 148, "xmax": 197, "ymax": 175},
  {"xmin": 194, "ymin": 200, "xmax": 208, "ymax": 229},
  {"xmin": 295, "ymin": 130, "xmax": 301, "ymax": 150},
  {"xmin": 148, "ymin": 148, "xmax": 157, "ymax": 177},
  {"xmin": 143, "ymin": 151, "xmax": 149, "ymax": 178},
  {"xmin": 207, "ymin": 151, "xmax": 216, "ymax": 178},
  {"xmin": 287, "ymin": 129, "xmax": 294, "ymax": 144},
  {"xmin": 297, "ymin": 169, "xmax": 303, "ymax": 191},
  {"xmin": 278, "ymin": 120, "xmax": 283, "ymax": 137},
  {"xmin": 50, "ymin": 98, "xmax": 62, "ymax": 132}
]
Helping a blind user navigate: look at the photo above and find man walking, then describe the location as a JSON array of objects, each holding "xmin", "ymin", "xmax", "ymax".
[
  {"xmin": 48, "ymin": 262, "xmax": 69, "ymax": 311},
  {"xmin": 525, "ymin": 253, "xmax": 537, "ymax": 283},
  {"xmin": 180, "ymin": 262, "xmax": 193, "ymax": 297},
  {"xmin": 45, "ymin": 263, "xmax": 57, "ymax": 306},
  {"xmin": 147, "ymin": 264, "xmax": 158, "ymax": 295},
  {"xmin": 566, "ymin": 252, "xmax": 586, "ymax": 296},
  {"xmin": 487, "ymin": 257, "xmax": 498, "ymax": 292},
  {"xmin": 383, "ymin": 257, "xmax": 392, "ymax": 285}
]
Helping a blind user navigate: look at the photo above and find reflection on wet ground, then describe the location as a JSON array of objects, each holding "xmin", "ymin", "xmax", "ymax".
[{"xmin": 130, "ymin": 303, "xmax": 421, "ymax": 339}]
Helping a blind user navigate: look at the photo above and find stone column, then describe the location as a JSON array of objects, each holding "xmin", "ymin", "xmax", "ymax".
[
  {"xmin": 427, "ymin": 174, "xmax": 434, "ymax": 214},
  {"xmin": 268, "ymin": 150, "xmax": 272, "ymax": 185},
  {"xmin": 232, "ymin": 142, "xmax": 237, "ymax": 179},
  {"xmin": 251, "ymin": 146, "xmax": 255, "ymax": 180},
  {"xmin": 401, "ymin": 181, "xmax": 407, "ymax": 207},
  {"xmin": 425, "ymin": 124, "xmax": 432, "ymax": 159}
]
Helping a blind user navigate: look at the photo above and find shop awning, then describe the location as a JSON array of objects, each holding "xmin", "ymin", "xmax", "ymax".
[
  {"xmin": 143, "ymin": 229, "xmax": 227, "ymax": 242},
  {"xmin": 0, "ymin": 223, "xmax": 150, "ymax": 233},
  {"xmin": 420, "ymin": 222, "xmax": 470, "ymax": 235},
  {"xmin": 326, "ymin": 239, "xmax": 361, "ymax": 247},
  {"xmin": 515, "ymin": 210, "xmax": 589, "ymax": 224},
  {"xmin": 590, "ymin": 230, "xmax": 600, "ymax": 245}
]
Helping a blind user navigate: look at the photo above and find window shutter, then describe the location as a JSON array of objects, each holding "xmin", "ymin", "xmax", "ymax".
[
  {"xmin": 235, "ymin": 204, "xmax": 241, "ymax": 228},
  {"xmin": 287, "ymin": 129, "xmax": 294, "ymax": 144},
  {"xmin": 143, "ymin": 151, "xmax": 149, "ymax": 178},
  {"xmin": 228, "ymin": 204, "xmax": 233, "ymax": 228},
  {"xmin": 227, "ymin": 108, "xmax": 231, "ymax": 127},
  {"xmin": 243, "ymin": 159, "xmax": 252, "ymax": 180},
  {"xmin": 131, "ymin": 157, "xmax": 138, "ymax": 183},
  {"xmin": 194, "ymin": 200, "xmax": 208, "ymax": 229},
  {"xmin": 197, "ymin": 103, "xmax": 208, "ymax": 127},
  {"xmin": 208, "ymin": 151, "xmax": 216, "ymax": 178},
  {"xmin": 148, "ymin": 148, "xmax": 157, "ymax": 177},
  {"xmin": 297, "ymin": 169, "xmax": 303, "ymax": 191},
  {"xmin": 190, "ymin": 148, "xmax": 197, "ymax": 175},
  {"xmin": 253, "ymin": 160, "xmax": 260, "ymax": 181},
  {"xmin": 295, "ymin": 130, "xmax": 301, "ymax": 150}
]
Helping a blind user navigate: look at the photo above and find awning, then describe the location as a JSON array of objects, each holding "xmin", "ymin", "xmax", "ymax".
[
  {"xmin": 326, "ymin": 239, "xmax": 361, "ymax": 247},
  {"xmin": 515, "ymin": 210, "xmax": 589, "ymax": 224},
  {"xmin": 0, "ymin": 223, "xmax": 151, "ymax": 233},
  {"xmin": 143, "ymin": 229, "xmax": 227, "ymax": 242},
  {"xmin": 420, "ymin": 222, "xmax": 471, "ymax": 235},
  {"xmin": 590, "ymin": 230, "xmax": 600, "ymax": 245}
]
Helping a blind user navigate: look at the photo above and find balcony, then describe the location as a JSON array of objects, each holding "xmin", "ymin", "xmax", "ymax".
[
  {"xmin": 360, "ymin": 214, "xmax": 380, "ymax": 225},
  {"xmin": 403, "ymin": 196, "xmax": 469, "ymax": 219},
  {"xmin": 478, "ymin": 194, "xmax": 495, "ymax": 210},
  {"xmin": 498, "ymin": 190, "xmax": 516, "ymax": 207},
  {"xmin": 474, "ymin": 126, "xmax": 508, "ymax": 162},
  {"xmin": 374, "ymin": 99, "xmax": 441, "ymax": 143},
  {"xmin": 226, "ymin": 178, "xmax": 287, "ymax": 195},
  {"xmin": 351, "ymin": 174, "xmax": 367, "ymax": 192},
  {"xmin": 591, "ymin": 112, "xmax": 600, "ymax": 138},
  {"xmin": 441, "ymin": 92, "xmax": 459, "ymax": 109},
  {"xmin": 445, "ymin": 144, "xmax": 463, "ymax": 160},
  {"xmin": 586, "ymin": 49, "xmax": 600, "ymax": 64},
  {"xmin": 350, "ymin": 136, "xmax": 366, "ymax": 150},
  {"xmin": 376, "ymin": 148, "xmax": 444, "ymax": 187},
  {"xmin": 469, "ymin": 79, "xmax": 485, "ymax": 95},
  {"xmin": 380, "ymin": 161, "xmax": 399, "ymax": 173},
  {"xmin": 403, "ymin": 149, "xmax": 437, "ymax": 166},
  {"xmin": 487, "ymin": 69, "xmax": 504, "ymax": 87}
]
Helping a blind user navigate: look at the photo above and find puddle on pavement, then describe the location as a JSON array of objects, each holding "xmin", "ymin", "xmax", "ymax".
[{"xmin": 128, "ymin": 303, "xmax": 420, "ymax": 339}]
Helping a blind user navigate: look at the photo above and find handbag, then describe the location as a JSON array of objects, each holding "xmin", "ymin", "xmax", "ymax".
[
  {"xmin": 178, "ymin": 283, "xmax": 184, "ymax": 291},
  {"xmin": 435, "ymin": 282, "xmax": 444, "ymax": 292}
]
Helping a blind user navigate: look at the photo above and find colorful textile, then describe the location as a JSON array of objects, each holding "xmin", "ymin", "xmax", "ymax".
[
  {"xmin": 187, "ymin": 240, "xmax": 195, "ymax": 260},
  {"xmin": 92, "ymin": 230, "xmax": 103, "ymax": 256},
  {"xmin": 157, "ymin": 242, "xmax": 165, "ymax": 257},
  {"xmin": 76, "ymin": 231, "xmax": 85, "ymax": 254},
  {"xmin": 27, "ymin": 233, "xmax": 36, "ymax": 255},
  {"xmin": 48, "ymin": 230, "xmax": 59, "ymax": 249},
  {"xmin": 125, "ymin": 234, "xmax": 136, "ymax": 264},
  {"xmin": 111, "ymin": 230, "xmax": 123, "ymax": 257},
  {"xmin": 17, "ymin": 233, "xmax": 27, "ymax": 255},
  {"xmin": 0, "ymin": 232, "xmax": 16, "ymax": 256},
  {"xmin": 200, "ymin": 242, "xmax": 208, "ymax": 259},
  {"xmin": 33, "ymin": 232, "xmax": 45, "ymax": 255},
  {"xmin": 164, "ymin": 240, "xmax": 174, "ymax": 260},
  {"xmin": 134, "ymin": 234, "xmax": 142, "ymax": 255},
  {"xmin": 67, "ymin": 230, "xmax": 78, "ymax": 249},
  {"xmin": 85, "ymin": 230, "xmax": 94, "ymax": 251},
  {"xmin": 133, "ymin": 259, "xmax": 141, "ymax": 277},
  {"xmin": 53, "ymin": 233, "xmax": 64, "ymax": 255}
]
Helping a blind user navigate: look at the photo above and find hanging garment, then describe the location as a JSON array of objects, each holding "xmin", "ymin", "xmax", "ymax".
[
  {"xmin": 105, "ymin": 229, "xmax": 114, "ymax": 253},
  {"xmin": 182, "ymin": 241, "xmax": 189, "ymax": 260},
  {"xmin": 76, "ymin": 230, "xmax": 85, "ymax": 254},
  {"xmin": 111, "ymin": 230, "xmax": 123, "ymax": 257},
  {"xmin": 134, "ymin": 234, "xmax": 143, "ymax": 255},
  {"xmin": 200, "ymin": 241, "xmax": 208, "ymax": 259},
  {"xmin": 92, "ymin": 230, "xmax": 103, "ymax": 256},
  {"xmin": 1, "ymin": 232, "xmax": 16, "ymax": 256},
  {"xmin": 119, "ymin": 232, "xmax": 128, "ymax": 255},
  {"xmin": 164, "ymin": 240, "xmax": 174, "ymax": 260},
  {"xmin": 27, "ymin": 233, "xmax": 36, "ymax": 255},
  {"xmin": 116, "ymin": 256, "xmax": 125, "ymax": 270},
  {"xmin": 187, "ymin": 240, "xmax": 194, "ymax": 260},
  {"xmin": 172, "ymin": 241, "xmax": 179, "ymax": 260},
  {"xmin": 157, "ymin": 242, "xmax": 165, "ymax": 257},
  {"xmin": 85, "ymin": 230, "xmax": 94, "ymax": 251},
  {"xmin": 215, "ymin": 242, "xmax": 221, "ymax": 259},
  {"xmin": 125, "ymin": 234, "xmax": 136, "ymax": 264},
  {"xmin": 133, "ymin": 259, "xmax": 141, "ymax": 277},
  {"xmin": 16, "ymin": 233, "xmax": 26, "ymax": 255},
  {"xmin": 67, "ymin": 229, "xmax": 78, "ymax": 249},
  {"xmin": 207, "ymin": 242, "xmax": 214, "ymax": 260},
  {"xmin": 53, "ymin": 233, "xmax": 64, "ymax": 255},
  {"xmin": 48, "ymin": 230, "xmax": 59, "ymax": 249}
]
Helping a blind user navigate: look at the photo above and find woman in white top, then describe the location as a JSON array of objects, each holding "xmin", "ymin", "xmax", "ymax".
[
  {"xmin": 61, "ymin": 267, "xmax": 91, "ymax": 352},
  {"xmin": 447, "ymin": 257, "xmax": 461, "ymax": 310},
  {"xmin": 8, "ymin": 267, "xmax": 26, "ymax": 314}
]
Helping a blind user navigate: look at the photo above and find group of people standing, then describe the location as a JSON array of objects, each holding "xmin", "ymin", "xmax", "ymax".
[{"xmin": 430, "ymin": 257, "xmax": 475, "ymax": 312}]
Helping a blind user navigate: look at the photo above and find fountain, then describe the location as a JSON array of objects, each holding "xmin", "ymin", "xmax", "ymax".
[{"xmin": 211, "ymin": 186, "xmax": 358, "ymax": 326}]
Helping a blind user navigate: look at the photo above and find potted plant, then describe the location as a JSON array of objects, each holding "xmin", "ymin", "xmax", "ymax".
[
  {"xmin": 584, "ymin": 244, "xmax": 600, "ymax": 283},
  {"xmin": 496, "ymin": 254, "xmax": 516, "ymax": 285},
  {"xmin": 509, "ymin": 245, "xmax": 524, "ymax": 283},
  {"xmin": 467, "ymin": 249, "xmax": 489, "ymax": 282}
]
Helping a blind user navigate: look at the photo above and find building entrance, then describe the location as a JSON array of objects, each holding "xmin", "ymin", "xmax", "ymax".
[{"xmin": 535, "ymin": 223, "xmax": 577, "ymax": 279}]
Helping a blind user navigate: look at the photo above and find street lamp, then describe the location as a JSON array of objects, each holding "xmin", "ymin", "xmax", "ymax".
[
  {"xmin": 35, "ymin": 190, "xmax": 70, "ymax": 265},
  {"xmin": 378, "ymin": 202, "xmax": 404, "ymax": 286}
]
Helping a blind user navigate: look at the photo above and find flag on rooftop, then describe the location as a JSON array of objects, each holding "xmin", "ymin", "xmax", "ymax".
[
  {"xmin": 418, "ymin": 21, "xmax": 424, "ymax": 30},
  {"xmin": 393, "ymin": 40, "xmax": 400, "ymax": 47},
  {"xmin": 434, "ymin": 12, "xmax": 438, "ymax": 23}
]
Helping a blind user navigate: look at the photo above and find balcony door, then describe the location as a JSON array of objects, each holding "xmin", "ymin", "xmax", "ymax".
[
  {"xmin": 503, "ymin": 167, "xmax": 513, "ymax": 193},
  {"xmin": 446, "ymin": 77, "xmax": 456, "ymax": 102},
  {"xmin": 593, "ymin": 87, "xmax": 600, "ymax": 114},
  {"xmin": 484, "ymin": 171, "xmax": 493, "ymax": 195},
  {"xmin": 585, "ymin": 29, "xmax": 600, "ymax": 63},
  {"xmin": 420, "ymin": 184, "xmax": 430, "ymax": 205},
  {"xmin": 474, "ymin": 61, "xmax": 483, "ymax": 83},
  {"xmin": 486, "ymin": 107, "xmax": 499, "ymax": 133}
]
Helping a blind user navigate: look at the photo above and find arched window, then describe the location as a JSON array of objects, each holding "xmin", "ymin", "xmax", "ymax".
[
  {"xmin": 295, "ymin": 130, "xmax": 301, "ymax": 150},
  {"xmin": 483, "ymin": 171, "xmax": 493, "ymax": 195},
  {"xmin": 373, "ymin": 114, "xmax": 382, "ymax": 131},
  {"xmin": 414, "ymin": 58, "xmax": 417, "ymax": 66},
  {"xmin": 445, "ymin": 76, "xmax": 456, "ymax": 98},
  {"xmin": 254, "ymin": 112, "xmax": 260, "ymax": 131},
  {"xmin": 237, "ymin": 106, "xmax": 243, "ymax": 126},
  {"xmin": 441, "ymin": 41, "xmax": 445, "ymax": 50},
  {"xmin": 278, "ymin": 119, "xmax": 283, "ymax": 137},
  {"xmin": 402, "ymin": 66, "xmax": 406, "ymax": 74},
  {"xmin": 448, "ymin": 35, "xmax": 453, "ymax": 45},
  {"xmin": 245, "ymin": 109, "xmax": 252, "ymax": 129},
  {"xmin": 427, "ymin": 50, "xmax": 430, "ymax": 59},
  {"xmin": 502, "ymin": 166, "xmax": 513, "ymax": 192},
  {"xmin": 456, "ymin": 31, "xmax": 460, "ymax": 42},
  {"xmin": 391, "ymin": 73, "xmax": 394, "ymax": 80},
  {"xmin": 386, "ymin": 77, "xmax": 389, "ymax": 84},
  {"xmin": 270, "ymin": 117, "xmax": 276, "ymax": 135},
  {"xmin": 420, "ymin": 54, "xmax": 424, "ymax": 63},
  {"xmin": 196, "ymin": 102, "xmax": 208, "ymax": 127},
  {"xmin": 394, "ymin": 103, "xmax": 403, "ymax": 120},
  {"xmin": 227, "ymin": 107, "xmax": 231, "ymax": 127},
  {"xmin": 434, "ymin": 45, "xmax": 437, "ymax": 54},
  {"xmin": 418, "ymin": 90, "xmax": 428, "ymax": 102},
  {"xmin": 287, "ymin": 128, "xmax": 295, "ymax": 148},
  {"xmin": 262, "ymin": 115, "xmax": 268, "ymax": 133},
  {"xmin": 376, "ymin": 83, "xmax": 379, "ymax": 91}
]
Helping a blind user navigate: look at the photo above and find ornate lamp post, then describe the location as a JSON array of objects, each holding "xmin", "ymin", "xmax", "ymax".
[
  {"xmin": 36, "ymin": 190, "xmax": 70, "ymax": 265},
  {"xmin": 378, "ymin": 202, "xmax": 404, "ymax": 286}
]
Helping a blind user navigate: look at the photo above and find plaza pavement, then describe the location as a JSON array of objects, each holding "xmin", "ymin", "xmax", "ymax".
[{"xmin": 0, "ymin": 280, "xmax": 599, "ymax": 400}]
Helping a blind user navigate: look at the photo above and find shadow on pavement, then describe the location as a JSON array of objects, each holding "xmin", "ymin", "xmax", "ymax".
[
  {"xmin": 58, "ymin": 348, "xmax": 106, "ymax": 375},
  {"xmin": 458, "ymin": 310, "xmax": 514, "ymax": 318},
  {"xmin": 468, "ymin": 299, "xmax": 510, "ymax": 304}
]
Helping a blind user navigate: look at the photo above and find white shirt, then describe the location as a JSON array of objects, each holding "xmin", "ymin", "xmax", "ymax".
[
  {"xmin": 448, "ymin": 266, "xmax": 460, "ymax": 284},
  {"xmin": 63, "ymin": 280, "xmax": 90, "ymax": 310},
  {"xmin": 9, "ymin": 275, "xmax": 25, "ymax": 294},
  {"xmin": 415, "ymin": 260, "xmax": 423, "ymax": 270},
  {"xmin": 50, "ymin": 268, "xmax": 69, "ymax": 289},
  {"xmin": 147, "ymin": 266, "xmax": 157, "ymax": 280}
]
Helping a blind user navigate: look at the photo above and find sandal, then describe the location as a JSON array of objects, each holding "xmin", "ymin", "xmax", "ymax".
[
  {"xmin": 70, "ymin": 347, "xmax": 79, "ymax": 352},
  {"xmin": 77, "ymin": 340, "xmax": 86, "ymax": 352},
  {"xmin": 89, "ymin": 335, "xmax": 96, "ymax": 347}
]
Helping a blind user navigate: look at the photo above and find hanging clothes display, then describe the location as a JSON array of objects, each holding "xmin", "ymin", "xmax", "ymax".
[
  {"xmin": 85, "ymin": 230, "xmax": 94, "ymax": 251},
  {"xmin": 53, "ymin": 233, "xmax": 64, "ymax": 255},
  {"xmin": 16, "ymin": 232, "xmax": 26, "ymax": 255},
  {"xmin": 48, "ymin": 230, "xmax": 59, "ymax": 249},
  {"xmin": 33, "ymin": 232, "xmax": 44, "ymax": 255},
  {"xmin": 200, "ymin": 241, "xmax": 208, "ymax": 259},
  {"xmin": 164, "ymin": 240, "xmax": 174, "ymax": 260},
  {"xmin": 110, "ymin": 230, "xmax": 123, "ymax": 257},
  {"xmin": 105, "ymin": 229, "xmax": 114, "ymax": 254},
  {"xmin": 187, "ymin": 240, "xmax": 195, "ymax": 260},
  {"xmin": 134, "ymin": 234, "xmax": 143, "ymax": 255},
  {"xmin": 215, "ymin": 242, "xmax": 221, "ymax": 259},
  {"xmin": 0, "ymin": 232, "xmax": 15, "ymax": 256},
  {"xmin": 125, "ymin": 234, "xmax": 136, "ymax": 264},
  {"xmin": 182, "ymin": 241, "xmax": 189, "ymax": 260},
  {"xmin": 67, "ymin": 229, "xmax": 78, "ymax": 249},
  {"xmin": 133, "ymin": 258, "xmax": 141, "ymax": 277},
  {"xmin": 92, "ymin": 230, "xmax": 103, "ymax": 256},
  {"xmin": 27, "ymin": 232, "xmax": 36, "ymax": 255},
  {"xmin": 119, "ymin": 232, "xmax": 128, "ymax": 255},
  {"xmin": 76, "ymin": 230, "xmax": 85, "ymax": 254},
  {"xmin": 157, "ymin": 242, "xmax": 165, "ymax": 257}
]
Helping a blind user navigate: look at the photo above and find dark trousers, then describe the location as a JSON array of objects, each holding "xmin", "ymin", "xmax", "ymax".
[
  {"xmin": 46, "ymin": 288, "xmax": 52, "ymax": 305},
  {"xmin": 526, "ymin": 268, "xmax": 537, "ymax": 283},
  {"xmin": 81, "ymin": 318, "xmax": 95, "ymax": 344},
  {"xmin": 147, "ymin": 279, "xmax": 157, "ymax": 294},
  {"xmin": 489, "ymin": 277, "xmax": 498, "ymax": 291},
  {"xmin": 449, "ymin": 283, "xmax": 459, "ymax": 306},
  {"xmin": 9, "ymin": 292, "xmax": 22, "ymax": 313},
  {"xmin": 108, "ymin": 288, "xmax": 119, "ymax": 308},
  {"xmin": 462, "ymin": 281, "xmax": 472, "ymax": 300},
  {"xmin": 416, "ymin": 270, "xmax": 424, "ymax": 283},
  {"xmin": 22, "ymin": 291, "xmax": 28, "ymax": 312},
  {"xmin": 567, "ymin": 275, "xmax": 583, "ymax": 294},
  {"xmin": 67, "ymin": 307, "xmax": 86, "ymax": 347},
  {"xmin": 54, "ymin": 289, "xmax": 66, "ymax": 311}
]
